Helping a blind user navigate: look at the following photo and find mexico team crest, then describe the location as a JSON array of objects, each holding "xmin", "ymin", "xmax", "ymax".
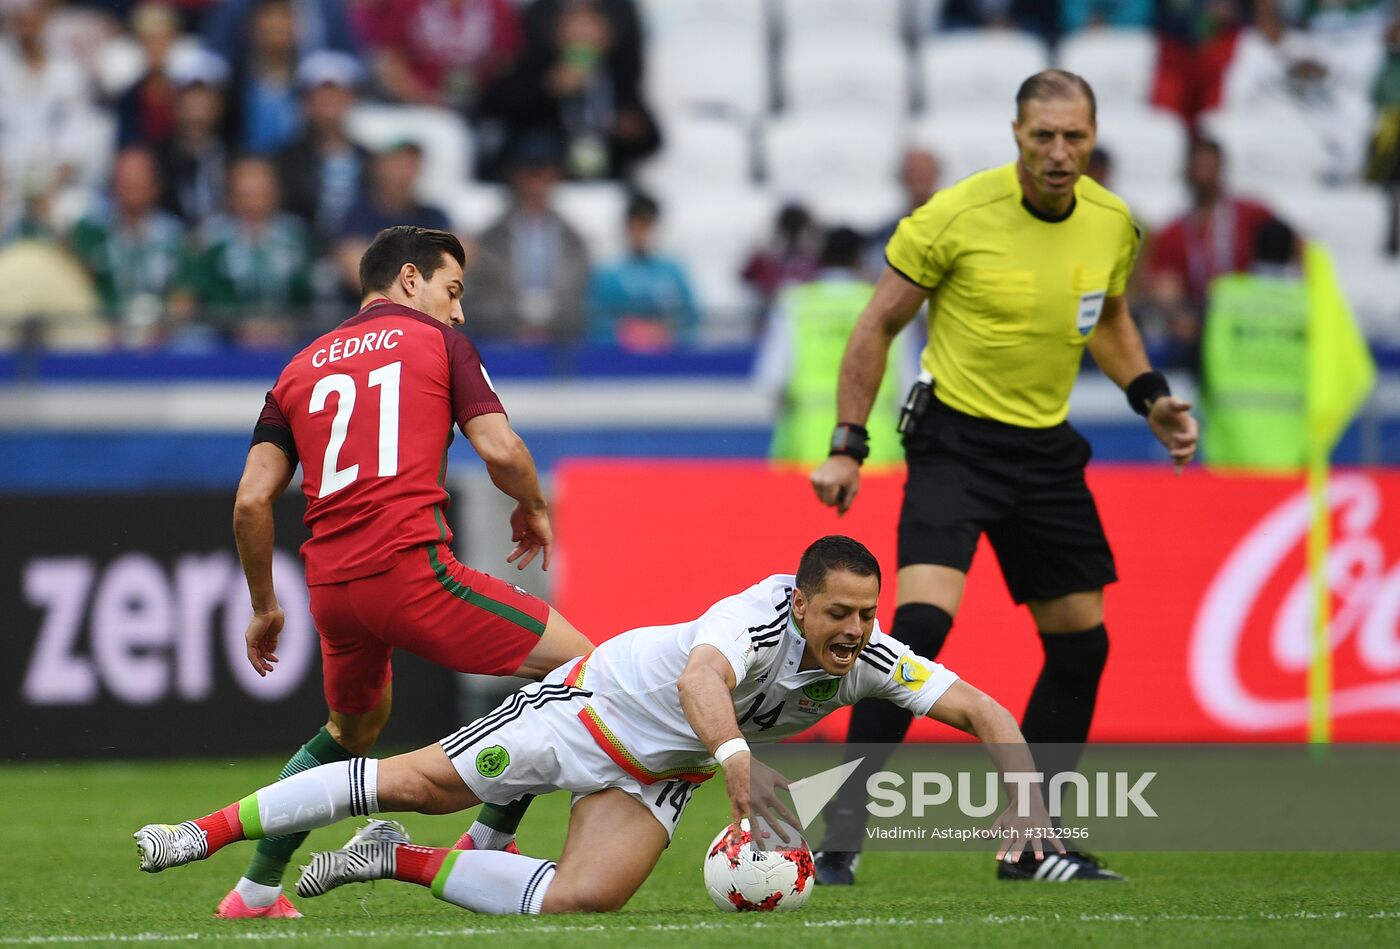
[
  {"xmin": 476, "ymin": 745, "xmax": 510, "ymax": 778},
  {"xmin": 802, "ymin": 679, "xmax": 840, "ymax": 702}
]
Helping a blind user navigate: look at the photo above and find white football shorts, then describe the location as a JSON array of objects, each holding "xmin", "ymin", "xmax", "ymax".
[{"xmin": 438, "ymin": 677, "xmax": 700, "ymax": 840}]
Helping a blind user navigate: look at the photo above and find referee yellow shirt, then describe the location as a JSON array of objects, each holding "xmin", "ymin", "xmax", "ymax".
[{"xmin": 885, "ymin": 162, "xmax": 1140, "ymax": 428}]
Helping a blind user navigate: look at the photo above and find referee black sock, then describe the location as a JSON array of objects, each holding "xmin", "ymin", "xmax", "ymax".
[
  {"xmin": 818, "ymin": 603, "xmax": 953, "ymax": 853},
  {"xmin": 1021, "ymin": 624, "xmax": 1109, "ymax": 809}
]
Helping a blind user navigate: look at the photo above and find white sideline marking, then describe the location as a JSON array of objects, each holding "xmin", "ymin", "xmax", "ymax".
[{"xmin": 4, "ymin": 911, "xmax": 1400, "ymax": 943}]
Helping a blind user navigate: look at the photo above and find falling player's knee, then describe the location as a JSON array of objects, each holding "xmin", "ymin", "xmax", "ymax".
[{"xmin": 542, "ymin": 885, "xmax": 628, "ymax": 914}]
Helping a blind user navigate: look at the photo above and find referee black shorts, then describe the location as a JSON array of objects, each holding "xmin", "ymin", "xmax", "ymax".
[{"xmin": 897, "ymin": 398, "xmax": 1117, "ymax": 604}]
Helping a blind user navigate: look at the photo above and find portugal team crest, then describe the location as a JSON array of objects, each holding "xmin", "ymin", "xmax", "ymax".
[
  {"xmin": 476, "ymin": 745, "xmax": 510, "ymax": 778},
  {"xmin": 802, "ymin": 679, "xmax": 840, "ymax": 703}
]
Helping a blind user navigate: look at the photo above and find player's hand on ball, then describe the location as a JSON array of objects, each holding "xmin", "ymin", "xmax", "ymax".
[
  {"xmin": 810, "ymin": 455, "xmax": 862, "ymax": 515},
  {"xmin": 507, "ymin": 503, "xmax": 553, "ymax": 571},
  {"xmin": 724, "ymin": 753, "xmax": 797, "ymax": 848},
  {"xmin": 748, "ymin": 757, "xmax": 798, "ymax": 848},
  {"xmin": 991, "ymin": 798, "xmax": 1065, "ymax": 862},
  {"xmin": 244, "ymin": 606, "xmax": 285, "ymax": 677},
  {"xmin": 1147, "ymin": 395, "xmax": 1199, "ymax": 475}
]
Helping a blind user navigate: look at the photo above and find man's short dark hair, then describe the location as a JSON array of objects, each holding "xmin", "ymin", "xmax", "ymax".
[
  {"xmin": 1190, "ymin": 135, "xmax": 1223, "ymax": 161},
  {"xmin": 819, "ymin": 226, "xmax": 865, "ymax": 269},
  {"xmin": 1253, "ymin": 216, "xmax": 1297, "ymax": 266},
  {"xmin": 1016, "ymin": 69, "xmax": 1097, "ymax": 124},
  {"xmin": 626, "ymin": 191, "xmax": 660, "ymax": 222},
  {"xmin": 796, "ymin": 535, "xmax": 881, "ymax": 595},
  {"xmin": 359, "ymin": 226, "xmax": 466, "ymax": 294}
]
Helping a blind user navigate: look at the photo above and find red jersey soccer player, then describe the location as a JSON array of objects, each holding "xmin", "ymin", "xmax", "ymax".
[{"xmin": 219, "ymin": 226, "xmax": 592, "ymax": 918}]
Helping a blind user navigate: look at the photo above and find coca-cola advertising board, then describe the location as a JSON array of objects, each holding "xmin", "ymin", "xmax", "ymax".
[{"xmin": 552, "ymin": 462, "xmax": 1400, "ymax": 742}]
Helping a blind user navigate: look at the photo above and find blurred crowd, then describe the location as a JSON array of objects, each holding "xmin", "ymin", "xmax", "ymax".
[{"xmin": 0, "ymin": 0, "xmax": 1395, "ymax": 362}]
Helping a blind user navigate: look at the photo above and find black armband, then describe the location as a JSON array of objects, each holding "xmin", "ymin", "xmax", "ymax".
[
  {"xmin": 252, "ymin": 424, "xmax": 299, "ymax": 465},
  {"xmin": 829, "ymin": 423, "xmax": 870, "ymax": 464},
  {"xmin": 1125, "ymin": 371, "xmax": 1171, "ymax": 417}
]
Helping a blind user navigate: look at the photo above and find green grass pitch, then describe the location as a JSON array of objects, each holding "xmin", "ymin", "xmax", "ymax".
[{"xmin": 1, "ymin": 757, "xmax": 1397, "ymax": 947}]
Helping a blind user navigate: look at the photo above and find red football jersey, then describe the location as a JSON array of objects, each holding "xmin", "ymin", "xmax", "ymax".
[{"xmin": 253, "ymin": 300, "xmax": 505, "ymax": 584}]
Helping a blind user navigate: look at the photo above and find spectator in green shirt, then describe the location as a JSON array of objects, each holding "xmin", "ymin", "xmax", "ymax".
[
  {"xmin": 178, "ymin": 156, "xmax": 313, "ymax": 344},
  {"xmin": 70, "ymin": 148, "xmax": 187, "ymax": 337}
]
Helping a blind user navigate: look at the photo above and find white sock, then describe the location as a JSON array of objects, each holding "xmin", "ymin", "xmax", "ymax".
[
  {"xmin": 468, "ymin": 820, "xmax": 515, "ymax": 851},
  {"xmin": 233, "ymin": 877, "xmax": 281, "ymax": 908},
  {"xmin": 250, "ymin": 758, "xmax": 379, "ymax": 838},
  {"xmin": 435, "ymin": 849, "xmax": 557, "ymax": 915}
]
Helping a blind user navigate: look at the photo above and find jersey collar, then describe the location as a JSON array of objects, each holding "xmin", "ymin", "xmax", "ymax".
[
  {"xmin": 1021, "ymin": 194, "xmax": 1077, "ymax": 223},
  {"xmin": 776, "ymin": 614, "xmax": 835, "ymax": 690},
  {"xmin": 1006, "ymin": 161, "xmax": 1078, "ymax": 224},
  {"xmin": 345, "ymin": 298, "xmax": 448, "ymax": 330}
]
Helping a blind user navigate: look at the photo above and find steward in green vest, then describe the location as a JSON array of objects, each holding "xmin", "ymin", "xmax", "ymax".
[
  {"xmin": 755, "ymin": 227, "xmax": 906, "ymax": 465},
  {"xmin": 1201, "ymin": 218, "xmax": 1310, "ymax": 471}
]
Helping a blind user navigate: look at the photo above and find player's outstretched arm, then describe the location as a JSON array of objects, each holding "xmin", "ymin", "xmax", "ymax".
[
  {"xmin": 1088, "ymin": 295, "xmax": 1198, "ymax": 473},
  {"xmin": 233, "ymin": 443, "xmax": 295, "ymax": 676},
  {"xmin": 465, "ymin": 413, "xmax": 553, "ymax": 570},
  {"xmin": 678, "ymin": 646, "xmax": 796, "ymax": 840},
  {"xmin": 927, "ymin": 680, "xmax": 1064, "ymax": 860},
  {"xmin": 811, "ymin": 267, "xmax": 926, "ymax": 515}
]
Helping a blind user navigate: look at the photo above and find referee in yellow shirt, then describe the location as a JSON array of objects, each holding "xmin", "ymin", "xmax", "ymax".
[{"xmin": 810, "ymin": 70, "xmax": 1198, "ymax": 884}]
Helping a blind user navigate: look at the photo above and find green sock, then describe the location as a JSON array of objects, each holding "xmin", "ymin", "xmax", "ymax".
[
  {"xmin": 466, "ymin": 796, "xmax": 534, "ymax": 850},
  {"xmin": 241, "ymin": 727, "xmax": 353, "ymax": 887},
  {"xmin": 479, "ymin": 796, "xmax": 533, "ymax": 834}
]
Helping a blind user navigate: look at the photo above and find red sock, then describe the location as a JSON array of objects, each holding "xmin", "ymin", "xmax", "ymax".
[
  {"xmin": 192, "ymin": 803, "xmax": 244, "ymax": 854},
  {"xmin": 393, "ymin": 844, "xmax": 450, "ymax": 888}
]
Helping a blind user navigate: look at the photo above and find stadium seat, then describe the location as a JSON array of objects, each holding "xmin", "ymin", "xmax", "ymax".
[
  {"xmin": 635, "ymin": 114, "xmax": 754, "ymax": 195},
  {"xmin": 1271, "ymin": 184, "xmax": 1390, "ymax": 259},
  {"xmin": 1057, "ymin": 28, "xmax": 1159, "ymax": 107},
  {"xmin": 805, "ymin": 183, "xmax": 907, "ymax": 233},
  {"xmin": 440, "ymin": 181, "xmax": 628, "ymax": 265},
  {"xmin": 646, "ymin": 28, "xmax": 770, "ymax": 119},
  {"xmin": 908, "ymin": 0, "xmax": 950, "ymax": 33},
  {"xmin": 1198, "ymin": 107, "xmax": 1333, "ymax": 190},
  {"xmin": 919, "ymin": 30, "xmax": 1050, "ymax": 113},
  {"xmin": 1111, "ymin": 179, "xmax": 1190, "ymax": 232},
  {"xmin": 774, "ymin": 0, "xmax": 905, "ymax": 44},
  {"xmin": 636, "ymin": 0, "xmax": 765, "ymax": 38},
  {"xmin": 763, "ymin": 111, "xmax": 906, "ymax": 224},
  {"xmin": 653, "ymin": 186, "xmax": 777, "ymax": 339},
  {"xmin": 1334, "ymin": 253, "xmax": 1400, "ymax": 342},
  {"xmin": 1094, "ymin": 103, "xmax": 1189, "ymax": 196},
  {"xmin": 909, "ymin": 109, "xmax": 1015, "ymax": 185},
  {"xmin": 436, "ymin": 181, "xmax": 508, "ymax": 236},
  {"xmin": 553, "ymin": 182, "xmax": 630, "ymax": 264},
  {"xmin": 345, "ymin": 104, "xmax": 474, "ymax": 204},
  {"xmin": 641, "ymin": 0, "xmax": 771, "ymax": 119},
  {"xmin": 780, "ymin": 35, "xmax": 912, "ymax": 117}
]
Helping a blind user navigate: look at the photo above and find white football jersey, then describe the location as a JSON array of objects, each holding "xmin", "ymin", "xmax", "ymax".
[{"xmin": 553, "ymin": 574, "xmax": 959, "ymax": 782}]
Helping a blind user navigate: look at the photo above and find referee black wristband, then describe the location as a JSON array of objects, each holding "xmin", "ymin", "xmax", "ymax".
[
  {"xmin": 829, "ymin": 423, "xmax": 870, "ymax": 464},
  {"xmin": 1126, "ymin": 371, "xmax": 1171, "ymax": 417}
]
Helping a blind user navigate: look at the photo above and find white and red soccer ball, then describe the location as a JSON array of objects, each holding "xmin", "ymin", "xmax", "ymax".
[{"xmin": 702, "ymin": 818, "xmax": 814, "ymax": 912}]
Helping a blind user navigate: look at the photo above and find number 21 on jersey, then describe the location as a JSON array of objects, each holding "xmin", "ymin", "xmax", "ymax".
[{"xmin": 308, "ymin": 361, "xmax": 401, "ymax": 498}]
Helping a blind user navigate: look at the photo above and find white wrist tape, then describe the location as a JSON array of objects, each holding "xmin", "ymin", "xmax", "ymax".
[{"xmin": 714, "ymin": 738, "xmax": 750, "ymax": 765}]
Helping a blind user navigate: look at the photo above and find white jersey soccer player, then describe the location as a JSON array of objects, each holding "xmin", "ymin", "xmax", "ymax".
[
  {"xmin": 135, "ymin": 537, "xmax": 1061, "ymax": 917},
  {"xmin": 436, "ymin": 571, "xmax": 959, "ymax": 836}
]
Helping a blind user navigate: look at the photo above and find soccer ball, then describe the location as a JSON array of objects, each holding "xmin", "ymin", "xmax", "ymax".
[{"xmin": 702, "ymin": 818, "xmax": 814, "ymax": 912}]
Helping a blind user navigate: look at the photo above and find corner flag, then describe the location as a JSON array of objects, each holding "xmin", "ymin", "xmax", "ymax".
[
  {"xmin": 1303, "ymin": 243, "xmax": 1376, "ymax": 460},
  {"xmin": 1302, "ymin": 242, "xmax": 1377, "ymax": 744}
]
